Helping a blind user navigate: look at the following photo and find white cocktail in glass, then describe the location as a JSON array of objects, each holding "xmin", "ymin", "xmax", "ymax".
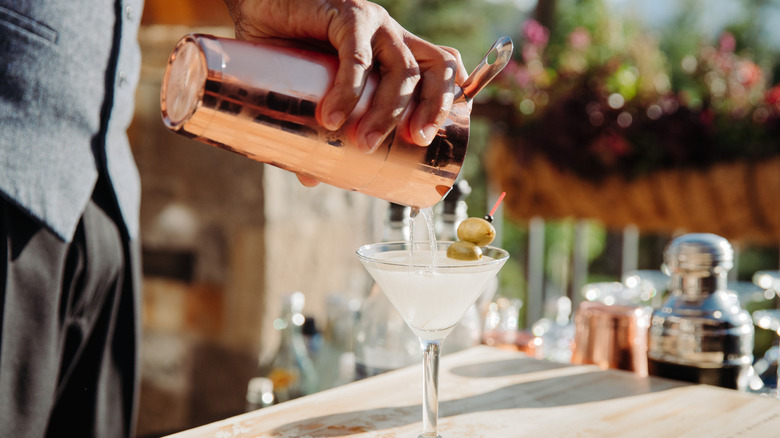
[{"xmin": 356, "ymin": 241, "xmax": 509, "ymax": 437}]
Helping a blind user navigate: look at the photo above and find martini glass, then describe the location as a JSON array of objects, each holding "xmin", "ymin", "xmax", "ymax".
[{"xmin": 356, "ymin": 241, "xmax": 508, "ymax": 437}]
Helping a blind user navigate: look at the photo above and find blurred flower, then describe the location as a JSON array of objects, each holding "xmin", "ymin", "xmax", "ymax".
[
  {"xmin": 486, "ymin": 4, "xmax": 780, "ymax": 182},
  {"xmin": 569, "ymin": 27, "xmax": 591, "ymax": 50},
  {"xmin": 591, "ymin": 131, "xmax": 632, "ymax": 166},
  {"xmin": 719, "ymin": 32, "xmax": 737, "ymax": 53},
  {"xmin": 523, "ymin": 19, "xmax": 549, "ymax": 47},
  {"xmin": 522, "ymin": 43, "xmax": 542, "ymax": 63},
  {"xmin": 736, "ymin": 61, "xmax": 762, "ymax": 88},
  {"xmin": 766, "ymin": 84, "xmax": 780, "ymax": 106}
]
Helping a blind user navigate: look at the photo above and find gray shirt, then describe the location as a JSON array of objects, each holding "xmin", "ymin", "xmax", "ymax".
[{"xmin": 0, "ymin": 0, "xmax": 143, "ymax": 241}]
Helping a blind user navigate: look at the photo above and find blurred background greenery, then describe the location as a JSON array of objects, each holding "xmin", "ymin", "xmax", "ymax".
[{"xmin": 375, "ymin": 0, "xmax": 780, "ymax": 329}]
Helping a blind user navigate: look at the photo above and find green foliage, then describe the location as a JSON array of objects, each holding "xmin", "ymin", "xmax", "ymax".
[
  {"xmin": 372, "ymin": 0, "xmax": 521, "ymax": 67},
  {"xmin": 376, "ymin": 0, "xmax": 780, "ymax": 330},
  {"xmin": 490, "ymin": 0, "xmax": 780, "ymax": 182}
]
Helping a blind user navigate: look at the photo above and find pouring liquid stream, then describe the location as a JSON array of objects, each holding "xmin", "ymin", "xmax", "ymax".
[
  {"xmin": 409, "ymin": 207, "xmax": 439, "ymax": 269},
  {"xmin": 402, "ymin": 37, "xmax": 513, "ymax": 270}
]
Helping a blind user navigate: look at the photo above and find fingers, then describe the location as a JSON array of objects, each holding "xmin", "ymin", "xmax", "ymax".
[
  {"xmin": 351, "ymin": 24, "xmax": 421, "ymax": 152},
  {"xmin": 316, "ymin": 2, "xmax": 375, "ymax": 133},
  {"xmin": 319, "ymin": 1, "xmax": 418, "ymax": 153},
  {"xmin": 320, "ymin": 0, "xmax": 467, "ymax": 152},
  {"xmin": 227, "ymin": 0, "xmax": 469, "ymax": 153},
  {"xmin": 439, "ymin": 46, "xmax": 470, "ymax": 85},
  {"xmin": 404, "ymin": 41, "xmax": 465, "ymax": 146}
]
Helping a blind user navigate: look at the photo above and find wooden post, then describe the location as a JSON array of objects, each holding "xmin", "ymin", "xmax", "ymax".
[
  {"xmin": 571, "ymin": 220, "xmax": 589, "ymax": 309},
  {"xmin": 622, "ymin": 224, "xmax": 639, "ymax": 279},
  {"xmin": 527, "ymin": 217, "xmax": 545, "ymax": 327}
]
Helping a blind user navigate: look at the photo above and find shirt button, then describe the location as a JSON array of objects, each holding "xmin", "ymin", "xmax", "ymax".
[
  {"xmin": 125, "ymin": 5, "xmax": 134, "ymax": 21},
  {"xmin": 118, "ymin": 70, "xmax": 128, "ymax": 87}
]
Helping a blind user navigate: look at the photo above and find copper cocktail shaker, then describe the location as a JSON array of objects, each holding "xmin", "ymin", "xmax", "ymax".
[
  {"xmin": 160, "ymin": 34, "xmax": 513, "ymax": 208},
  {"xmin": 572, "ymin": 301, "xmax": 651, "ymax": 376}
]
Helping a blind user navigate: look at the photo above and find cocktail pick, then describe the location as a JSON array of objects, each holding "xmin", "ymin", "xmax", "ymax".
[{"xmin": 484, "ymin": 191, "xmax": 506, "ymax": 223}]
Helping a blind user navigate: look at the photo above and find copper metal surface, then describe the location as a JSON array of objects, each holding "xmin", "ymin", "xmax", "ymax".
[
  {"xmin": 161, "ymin": 34, "xmax": 512, "ymax": 209},
  {"xmin": 572, "ymin": 301, "xmax": 650, "ymax": 376}
]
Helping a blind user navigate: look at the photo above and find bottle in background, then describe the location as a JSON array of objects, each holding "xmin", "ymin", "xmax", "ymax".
[
  {"xmin": 302, "ymin": 316, "xmax": 322, "ymax": 362},
  {"xmin": 353, "ymin": 203, "xmax": 420, "ymax": 379},
  {"xmin": 314, "ymin": 294, "xmax": 359, "ymax": 390},
  {"xmin": 264, "ymin": 292, "xmax": 319, "ymax": 402},
  {"xmin": 530, "ymin": 296, "xmax": 575, "ymax": 363},
  {"xmin": 245, "ymin": 377, "xmax": 275, "ymax": 412},
  {"xmin": 483, "ymin": 296, "xmax": 523, "ymax": 350}
]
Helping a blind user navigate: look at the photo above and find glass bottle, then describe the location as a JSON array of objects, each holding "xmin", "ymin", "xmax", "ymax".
[
  {"xmin": 245, "ymin": 377, "xmax": 275, "ymax": 412},
  {"xmin": 264, "ymin": 292, "xmax": 319, "ymax": 402},
  {"xmin": 314, "ymin": 294, "xmax": 359, "ymax": 390},
  {"xmin": 353, "ymin": 203, "xmax": 420, "ymax": 379},
  {"xmin": 530, "ymin": 296, "xmax": 575, "ymax": 363}
]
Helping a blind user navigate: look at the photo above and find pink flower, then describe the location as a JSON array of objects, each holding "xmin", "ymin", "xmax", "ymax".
[
  {"xmin": 513, "ymin": 69, "xmax": 532, "ymax": 88},
  {"xmin": 719, "ymin": 32, "xmax": 736, "ymax": 53},
  {"xmin": 765, "ymin": 84, "xmax": 780, "ymax": 105},
  {"xmin": 498, "ymin": 60, "xmax": 520, "ymax": 78},
  {"xmin": 522, "ymin": 43, "xmax": 541, "ymax": 63},
  {"xmin": 569, "ymin": 27, "xmax": 591, "ymax": 50},
  {"xmin": 497, "ymin": 60, "xmax": 532, "ymax": 88},
  {"xmin": 590, "ymin": 131, "xmax": 631, "ymax": 165},
  {"xmin": 522, "ymin": 19, "xmax": 549, "ymax": 47},
  {"xmin": 605, "ymin": 132, "xmax": 631, "ymax": 156},
  {"xmin": 736, "ymin": 61, "xmax": 762, "ymax": 87}
]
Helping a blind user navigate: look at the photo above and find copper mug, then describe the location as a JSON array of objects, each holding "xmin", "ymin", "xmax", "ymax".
[
  {"xmin": 160, "ymin": 34, "xmax": 513, "ymax": 208},
  {"xmin": 572, "ymin": 301, "xmax": 651, "ymax": 376}
]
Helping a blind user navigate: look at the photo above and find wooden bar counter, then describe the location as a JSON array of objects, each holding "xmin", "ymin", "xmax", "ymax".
[{"xmin": 168, "ymin": 346, "xmax": 780, "ymax": 437}]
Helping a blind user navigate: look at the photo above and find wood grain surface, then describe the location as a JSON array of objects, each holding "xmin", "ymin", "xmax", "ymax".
[{"xmin": 167, "ymin": 346, "xmax": 780, "ymax": 438}]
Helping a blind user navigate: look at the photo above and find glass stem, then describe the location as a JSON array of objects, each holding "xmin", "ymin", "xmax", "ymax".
[{"xmin": 420, "ymin": 338, "xmax": 442, "ymax": 438}]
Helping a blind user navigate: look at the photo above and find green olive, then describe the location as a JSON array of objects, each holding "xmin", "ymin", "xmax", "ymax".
[
  {"xmin": 457, "ymin": 217, "xmax": 495, "ymax": 247},
  {"xmin": 446, "ymin": 240, "xmax": 482, "ymax": 261}
]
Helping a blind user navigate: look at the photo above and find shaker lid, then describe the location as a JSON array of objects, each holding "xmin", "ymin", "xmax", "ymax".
[{"xmin": 664, "ymin": 233, "xmax": 733, "ymax": 274}]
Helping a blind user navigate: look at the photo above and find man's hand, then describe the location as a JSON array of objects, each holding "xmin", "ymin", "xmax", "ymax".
[{"xmin": 223, "ymin": 0, "xmax": 468, "ymax": 155}]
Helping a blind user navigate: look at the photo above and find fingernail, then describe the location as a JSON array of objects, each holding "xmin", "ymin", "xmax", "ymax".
[
  {"xmin": 420, "ymin": 124, "xmax": 438, "ymax": 144},
  {"xmin": 362, "ymin": 132, "xmax": 384, "ymax": 153},
  {"xmin": 325, "ymin": 111, "xmax": 345, "ymax": 130}
]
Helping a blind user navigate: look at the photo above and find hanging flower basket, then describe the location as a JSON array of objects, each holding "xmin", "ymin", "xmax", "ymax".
[
  {"xmin": 487, "ymin": 133, "xmax": 780, "ymax": 241},
  {"xmin": 481, "ymin": 6, "xmax": 780, "ymax": 241}
]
